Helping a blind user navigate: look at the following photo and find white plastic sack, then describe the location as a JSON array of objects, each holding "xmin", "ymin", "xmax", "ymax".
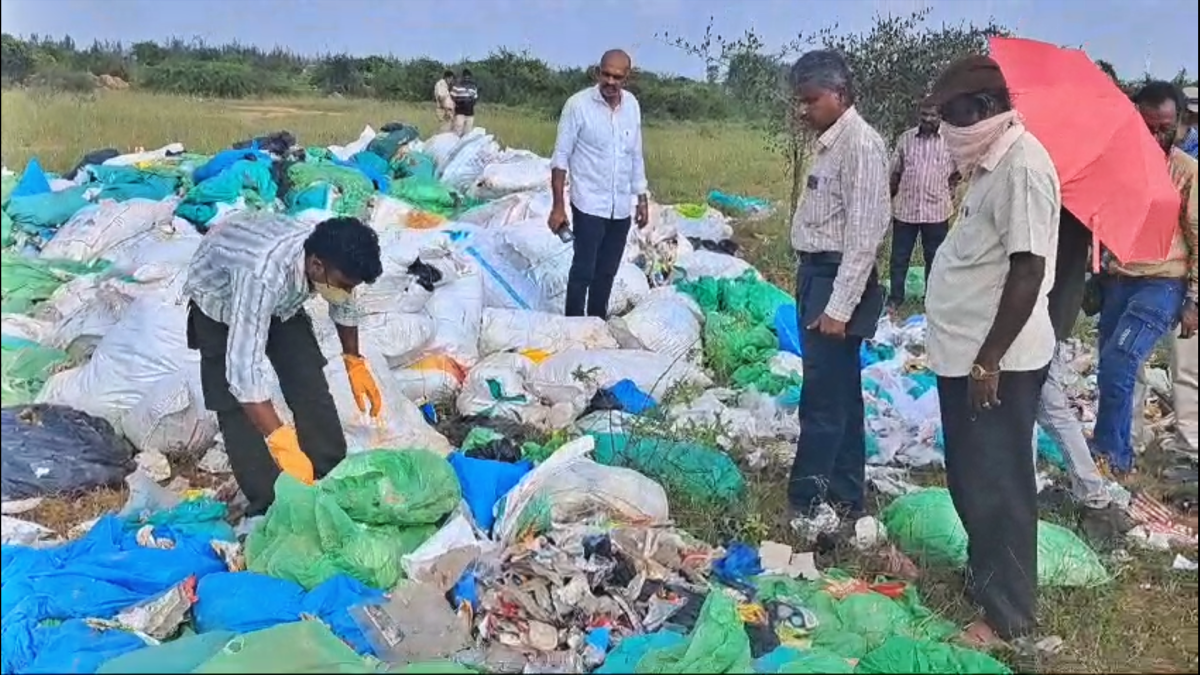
[
  {"xmin": 391, "ymin": 362, "xmax": 463, "ymax": 406},
  {"xmin": 37, "ymin": 282, "xmax": 194, "ymax": 429},
  {"xmin": 469, "ymin": 157, "xmax": 551, "ymax": 200},
  {"xmin": 424, "ymin": 132, "xmax": 465, "ymax": 169},
  {"xmin": 440, "ymin": 132, "xmax": 500, "ymax": 191},
  {"xmin": 456, "ymin": 192, "xmax": 541, "ymax": 230},
  {"xmin": 674, "ymin": 250, "xmax": 759, "ymax": 281},
  {"xmin": 462, "ymin": 231, "xmax": 545, "ymax": 311},
  {"xmin": 357, "ymin": 311, "xmax": 436, "ymax": 368},
  {"xmin": 479, "ymin": 309, "xmax": 618, "ymax": 356},
  {"xmin": 658, "ymin": 205, "xmax": 733, "ymax": 242},
  {"xmin": 401, "ymin": 514, "xmax": 497, "ymax": 591},
  {"xmin": 493, "ymin": 436, "xmax": 670, "ymax": 545},
  {"xmin": 100, "ymin": 220, "xmax": 204, "ymax": 275},
  {"xmin": 275, "ymin": 354, "xmax": 452, "ymax": 456},
  {"xmin": 101, "ymin": 143, "xmax": 185, "ymax": 167},
  {"xmin": 44, "ymin": 278, "xmax": 141, "ymax": 355},
  {"xmin": 1, "ymin": 314, "xmax": 54, "ymax": 344},
  {"xmin": 456, "ymin": 352, "xmax": 539, "ymax": 419},
  {"xmin": 121, "ymin": 370, "xmax": 218, "ymax": 459},
  {"xmin": 608, "ymin": 287, "xmax": 703, "ymax": 363},
  {"xmin": 329, "ymin": 125, "xmax": 377, "ymax": 162},
  {"xmin": 40, "ymin": 198, "xmax": 180, "ymax": 263},
  {"xmin": 527, "ymin": 348, "xmax": 711, "ymax": 414},
  {"xmin": 424, "ymin": 272, "xmax": 484, "ymax": 367},
  {"xmin": 368, "ymin": 195, "xmax": 418, "ymax": 230}
]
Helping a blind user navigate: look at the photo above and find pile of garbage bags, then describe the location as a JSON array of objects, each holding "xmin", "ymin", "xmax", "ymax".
[{"xmin": 1, "ymin": 122, "xmax": 1117, "ymax": 673}]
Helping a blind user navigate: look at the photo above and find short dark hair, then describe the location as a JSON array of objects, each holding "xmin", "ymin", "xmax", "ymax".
[
  {"xmin": 1132, "ymin": 80, "xmax": 1183, "ymax": 111},
  {"xmin": 461, "ymin": 68, "xmax": 472, "ymax": 78},
  {"xmin": 443, "ymin": 69, "xmax": 454, "ymax": 78},
  {"xmin": 304, "ymin": 217, "xmax": 383, "ymax": 284}
]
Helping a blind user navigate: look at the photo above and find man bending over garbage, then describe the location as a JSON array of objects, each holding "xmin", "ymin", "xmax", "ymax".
[{"xmin": 184, "ymin": 212, "xmax": 385, "ymax": 515}]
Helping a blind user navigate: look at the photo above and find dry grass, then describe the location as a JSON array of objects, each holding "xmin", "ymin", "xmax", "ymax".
[{"xmin": 3, "ymin": 88, "xmax": 1197, "ymax": 673}]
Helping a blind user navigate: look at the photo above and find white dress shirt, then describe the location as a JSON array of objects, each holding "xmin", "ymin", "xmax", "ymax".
[{"xmin": 550, "ymin": 86, "xmax": 648, "ymax": 220}]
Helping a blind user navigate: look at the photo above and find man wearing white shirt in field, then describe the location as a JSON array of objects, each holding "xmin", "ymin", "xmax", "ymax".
[{"xmin": 548, "ymin": 49, "xmax": 649, "ymax": 319}]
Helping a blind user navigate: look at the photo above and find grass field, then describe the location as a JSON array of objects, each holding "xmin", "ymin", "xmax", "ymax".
[{"xmin": 3, "ymin": 89, "xmax": 1198, "ymax": 673}]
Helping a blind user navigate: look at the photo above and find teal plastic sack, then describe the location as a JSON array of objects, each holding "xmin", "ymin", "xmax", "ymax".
[
  {"xmin": 395, "ymin": 152, "xmax": 437, "ymax": 181},
  {"xmin": 192, "ymin": 621, "xmax": 376, "ymax": 674},
  {"xmin": 2, "ymin": 335, "xmax": 69, "ymax": 406},
  {"xmin": 176, "ymin": 160, "xmax": 276, "ymax": 228},
  {"xmin": 245, "ymin": 449, "xmax": 461, "ymax": 589},
  {"xmin": 590, "ymin": 433, "xmax": 745, "ymax": 505},
  {"xmin": 6, "ymin": 185, "xmax": 91, "ymax": 235},
  {"xmin": 96, "ymin": 630, "xmax": 236, "ymax": 674},
  {"xmin": 86, "ymin": 165, "xmax": 180, "ymax": 202},
  {"xmin": 392, "ymin": 662, "xmax": 477, "ymax": 674},
  {"xmin": 855, "ymin": 636, "xmax": 1012, "ymax": 674}
]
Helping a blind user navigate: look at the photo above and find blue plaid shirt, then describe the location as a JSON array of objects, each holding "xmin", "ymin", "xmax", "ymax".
[{"xmin": 1182, "ymin": 126, "xmax": 1198, "ymax": 160}]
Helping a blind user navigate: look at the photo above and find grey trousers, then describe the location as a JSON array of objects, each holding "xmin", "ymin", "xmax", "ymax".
[
  {"xmin": 1034, "ymin": 344, "xmax": 1110, "ymax": 508},
  {"xmin": 1132, "ymin": 331, "xmax": 1199, "ymax": 458}
]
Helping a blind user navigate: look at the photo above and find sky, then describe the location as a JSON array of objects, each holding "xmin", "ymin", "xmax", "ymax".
[{"xmin": 2, "ymin": 0, "xmax": 1196, "ymax": 81}]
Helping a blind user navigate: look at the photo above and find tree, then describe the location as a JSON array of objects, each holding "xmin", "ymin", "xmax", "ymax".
[{"xmin": 661, "ymin": 10, "xmax": 1006, "ymax": 216}]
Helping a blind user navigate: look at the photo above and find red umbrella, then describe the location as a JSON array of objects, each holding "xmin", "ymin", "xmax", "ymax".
[{"xmin": 988, "ymin": 36, "xmax": 1181, "ymax": 264}]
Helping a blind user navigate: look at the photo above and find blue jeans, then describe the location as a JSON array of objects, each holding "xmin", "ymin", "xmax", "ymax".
[{"xmin": 1094, "ymin": 276, "xmax": 1185, "ymax": 472}]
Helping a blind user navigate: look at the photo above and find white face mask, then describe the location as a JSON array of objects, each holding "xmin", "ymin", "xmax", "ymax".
[{"xmin": 314, "ymin": 282, "xmax": 352, "ymax": 306}]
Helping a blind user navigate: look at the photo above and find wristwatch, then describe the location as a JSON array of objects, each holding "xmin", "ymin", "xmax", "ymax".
[{"xmin": 970, "ymin": 363, "xmax": 999, "ymax": 380}]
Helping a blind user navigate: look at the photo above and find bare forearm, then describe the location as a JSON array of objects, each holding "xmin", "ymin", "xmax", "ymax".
[
  {"xmin": 242, "ymin": 401, "xmax": 284, "ymax": 437},
  {"xmin": 976, "ymin": 253, "xmax": 1046, "ymax": 368},
  {"xmin": 551, "ymin": 169, "xmax": 567, "ymax": 209},
  {"xmin": 336, "ymin": 323, "xmax": 359, "ymax": 357}
]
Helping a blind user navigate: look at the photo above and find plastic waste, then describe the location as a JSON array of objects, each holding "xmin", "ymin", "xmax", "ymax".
[{"xmin": 1, "ymin": 403, "xmax": 134, "ymax": 500}]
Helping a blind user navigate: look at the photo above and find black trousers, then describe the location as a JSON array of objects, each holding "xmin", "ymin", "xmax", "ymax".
[
  {"xmin": 187, "ymin": 304, "xmax": 346, "ymax": 516},
  {"xmin": 888, "ymin": 219, "xmax": 949, "ymax": 307},
  {"xmin": 565, "ymin": 205, "xmax": 631, "ymax": 319},
  {"xmin": 938, "ymin": 368, "xmax": 1047, "ymax": 640},
  {"xmin": 787, "ymin": 255, "xmax": 884, "ymax": 516}
]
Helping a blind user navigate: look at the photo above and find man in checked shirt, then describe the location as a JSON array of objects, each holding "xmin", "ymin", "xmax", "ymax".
[
  {"xmin": 785, "ymin": 51, "xmax": 889, "ymax": 534},
  {"xmin": 184, "ymin": 213, "xmax": 385, "ymax": 516},
  {"xmin": 887, "ymin": 103, "xmax": 960, "ymax": 311}
]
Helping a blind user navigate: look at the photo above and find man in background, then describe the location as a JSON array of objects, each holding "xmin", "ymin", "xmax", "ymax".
[
  {"xmin": 784, "ymin": 50, "xmax": 889, "ymax": 532},
  {"xmin": 1179, "ymin": 85, "xmax": 1197, "ymax": 159},
  {"xmin": 924, "ymin": 55, "xmax": 1060, "ymax": 647},
  {"xmin": 451, "ymin": 69, "xmax": 479, "ymax": 136},
  {"xmin": 434, "ymin": 70, "xmax": 455, "ymax": 133},
  {"xmin": 548, "ymin": 49, "xmax": 649, "ymax": 319},
  {"xmin": 1094, "ymin": 81, "xmax": 1197, "ymax": 477},
  {"xmin": 888, "ymin": 103, "xmax": 958, "ymax": 311}
]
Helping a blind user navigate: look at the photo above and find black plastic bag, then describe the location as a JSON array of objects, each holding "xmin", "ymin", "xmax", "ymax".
[{"xmin": 1, "ymin": 404, "xmax": 135, "ymax": 500}]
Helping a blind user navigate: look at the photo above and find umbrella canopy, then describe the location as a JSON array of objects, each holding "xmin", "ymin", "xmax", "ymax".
[{"xmin": 988, "ymin": 36, "xmax": 1181, "ymax": 263}]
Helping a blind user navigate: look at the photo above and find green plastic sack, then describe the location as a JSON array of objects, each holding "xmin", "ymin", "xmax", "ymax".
[
  {"xmin": 590, "ymin": 432, "xmax": 745, "ymax": 505},
  {"xmin": 245, "ymin": 449, "xmax": 460, "ymax": 589},
  {"xmin": 753, "ymin": 646, "xmax": 854, "ymax": 673},
  {"xmin": 96, "ymin": 630, "xmax": 236, "ymax": 674},
  {"xmin": 287, "ymin": 162, "xmax": 374, "ymax": 218},
  {"xmin": 882, "ymin": 488, "xmax": 1110, "ymax": 587},
  {"xmin": 703, "ymin": 312, "xmax": 777, "ymax": 383},
  {"xmin": 192, "ymin": 621, "xmax": 376, "ymax": 674},
  {"xmin": 855, "ymin": 636, "xmax": 1011, "ymax": 674},
  {"xmin": 367, "ymin": 126, "xmax": 420, "ymax": 161},
  {"xmin": 391, "ymin": 662, "xmax": 477, "ymax": 674},
  {"xmin": 880, "ymin": 488, "xmax": 968, "ymax": 568},
  {"xmin": 883, "ymin": 267, "xmax": 926, "ymax": 303},
  {"xmin": 1037, "ymin": 520, "xmax": 1111, "ymax": 587},
  {"xmin": 387, "ymin": 176, "xmax": 462, "ymax": 216},
  {"xmin": 636, "ymin": 591, "xmax": 753, "ymax": 673},
  {"xmin": 1, "ymin": 210, "xmax": 14, "ymax": 248},
  {"xmin": 2, "ymin": 335, "xmax": 69, "ymax": 406},
  {"xmin": 1, "ymin": 252, "xmax": 111, "ymax": 314}
]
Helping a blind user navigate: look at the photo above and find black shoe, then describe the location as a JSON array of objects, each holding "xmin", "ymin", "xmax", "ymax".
[{"xmin": 1079, "ymin": 504, "xmax": 1135, "ymax": 545}]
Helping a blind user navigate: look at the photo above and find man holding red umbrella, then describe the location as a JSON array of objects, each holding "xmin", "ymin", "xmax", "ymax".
[{"xmin": 1093, "ymin": 81, "xmax": 1198, "ymax": 477}]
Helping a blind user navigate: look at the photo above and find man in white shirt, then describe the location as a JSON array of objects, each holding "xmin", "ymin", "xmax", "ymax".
[
  {"xmin": 433, "ymin": 70, "xmax": 455, "ymax": 133},
  {"xmin": 925, "ymin": 56, "xmax": 1061, "ymax": 648},
  {"xmin": 548, "ymin": 49, "xmax": 649, "ymax": 319}
]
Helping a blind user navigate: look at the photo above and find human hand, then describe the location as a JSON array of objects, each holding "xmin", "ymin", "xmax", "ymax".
[
  {"xmin": 807, "ymin": 312, "xmax": 847, "ymax": 339},
  {"xmin": 344, "ymin": 354, "xmax": 383, "ymax": 418},
  {"xmin": 968, "ymin": 362, "xmax": 1002, "ymax": 414},
  {"xmin": 1181, "ymin": 300, "xmax": 1198, "ymax": 340},
  {"xmin": 265, "ymin": 425, "xmax": 314, "ymax": 484},
  {"xmin": 547, "ymin": 205, "xmax": 569, "ymax": 234},
  {"xmin": 635, "ymin": 201, "xmax": 649, "ymax": 229}
]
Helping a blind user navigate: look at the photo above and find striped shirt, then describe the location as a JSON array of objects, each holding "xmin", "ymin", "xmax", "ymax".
[
  {"xmin": 890, "ymin": 126, "xmax": 956, "ymax": 223},
  {"xmin": 184, "ymin": 212, "xmax": 360, "ymax": 403},
  {"xmin": 551, "ymin": 86, "xmax": 649, "ymax": 221},
  {"xmin": 790, "ymin": 106, "xmax": 891, "ymax": 322}
]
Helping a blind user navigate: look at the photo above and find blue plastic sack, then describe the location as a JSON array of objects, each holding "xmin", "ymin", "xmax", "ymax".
[
  {"xmin": 192, "ymin": 572, "xmax": 384, "ymax": 655},
  {"xmin": 773, "ymin": 303, "xmax": 802, "ymax": 357},
  {"xmin": 712, "ymin": 542, "xmax": 763, "ymax": 593},
  {"xmin": 11, "ymin": 158, "xmax": 52, "ymax": 199},
  {"xmin": 447, "ymin": 452, "xmax": 533, "ymax": 531},
  {"xmin": 192, "ymin": 149, "xmax": 270, "ymax": 184},
  {"xmin": 606, "ymin": 379, "xmax": 657, "ymax": 415},
  {"xmin": 23, "ymin": 619, "xmax": 148, "ymax": 674},
  {"xmin": 1, "ymin": 516, "xmax": 228, "ymax": 674}
]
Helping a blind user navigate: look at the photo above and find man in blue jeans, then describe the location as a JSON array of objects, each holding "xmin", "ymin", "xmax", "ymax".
[{"xmin": 1094, "ymin": 81, "xmax": 1199, "ymax": 476}]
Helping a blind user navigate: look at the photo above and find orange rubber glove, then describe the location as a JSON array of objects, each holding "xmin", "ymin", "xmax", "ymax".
[
  {"xmin": 344, "ymin": 354, "xmax": 383, "ymax": 418},
  {"xmin": 265, "ymin": 425, "xmax": 314, "ymax": 485}
]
